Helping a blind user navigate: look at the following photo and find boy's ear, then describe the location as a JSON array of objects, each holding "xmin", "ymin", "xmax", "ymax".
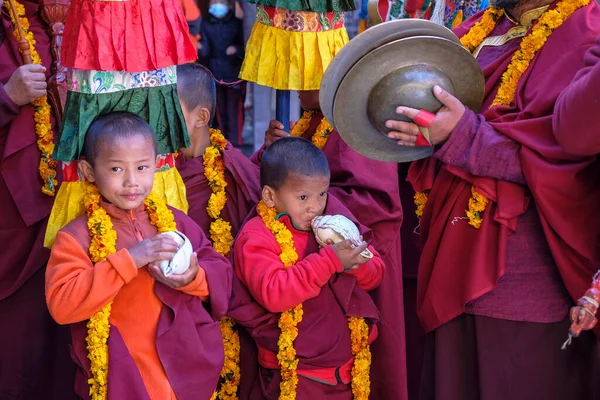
[
  {"xmin": 195, "ymin": 107, "xmax": 211, "ymax": 128},
  {"xmin": 262, "ymin": 186, "xmax": 276, "ymax": 208},
  {"xmin": 79, "ymin": 159, "xmax": 96, "ymax": 183}
]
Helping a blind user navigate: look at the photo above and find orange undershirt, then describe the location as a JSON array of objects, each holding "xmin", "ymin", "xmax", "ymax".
[{"xmin": 46, "ymin": 228, "xmax": 209, "ymax": 400}]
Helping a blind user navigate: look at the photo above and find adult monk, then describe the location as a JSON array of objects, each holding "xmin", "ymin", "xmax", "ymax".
[
  {"xmin": 386, "ymin": 0, "xmax": 600, "ymax": 398},
  {"xmin": 255, "ymin": 90, "xmax": 406, "ymax": 400},
  {"xmin": 0, "ymin": 0, "xmax": 75, "ymax": 398}
]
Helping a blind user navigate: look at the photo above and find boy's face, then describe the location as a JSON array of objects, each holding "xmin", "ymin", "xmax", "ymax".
[
  {"xmin": 298, "ymin": 90, "xmax": 320, "ymax": 112},
  {"xmin": 80, "ymin": 134, "xmax": 157, "ymax": 210},
  {"xmin": 265, "ymin": 173, "xmax": 329, "ymax": 231}
]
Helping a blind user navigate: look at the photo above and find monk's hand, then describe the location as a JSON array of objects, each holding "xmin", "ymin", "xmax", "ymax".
[
  {"xmin": 332, "ymin": 239, "xmax": 370, "ymax": 271},
  {"xmin": 127, "ymin": 235, "xmax": 179, "ymax": 269},
  {"xmin": 147, "ymin": 253, "xmax": 200, "ymax": 288},
  {"xmin": 265, "ymin": 120, "xmax": 295, "ymax": 146},
  {"xmin": 385, "ymin": 85, "xmax": 466, "ymax": 146},
  {"xmin": 4, "ymin": 64, "xmax": 48, "ymax": 106}
]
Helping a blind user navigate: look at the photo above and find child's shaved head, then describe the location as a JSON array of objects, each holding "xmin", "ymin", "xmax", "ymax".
[
  {"xmin": 177, "ymin": 63, "xmax": 217, "ymax": 125},
  {"xmin": 82, "ymin": 112, "xmax": 157, "ymax": 165},
  {"xmin": 260, "ymin": 136, "xmax": 330, "ymax": 189}
]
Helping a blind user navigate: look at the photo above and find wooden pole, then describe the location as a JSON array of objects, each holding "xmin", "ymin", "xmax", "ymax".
[{"xmin": 6, "ymin": 0, "xmax": 33, "ymax": 64}]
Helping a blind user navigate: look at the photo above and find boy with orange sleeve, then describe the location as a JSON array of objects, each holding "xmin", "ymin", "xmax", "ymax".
[
  {"xmin": 46, "ymin": 112, "xmax": 232, "ymax": 400},
  {"xmin": 233, "ymin": 136, "xmax": 384, "ymax": 399}
]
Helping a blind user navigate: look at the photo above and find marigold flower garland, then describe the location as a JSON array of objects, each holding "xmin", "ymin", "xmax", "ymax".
[
  {"xmin": 203, "ymin": 128, "xmax": 241, "ymax": 400},
  {"xmin": 7, "ymin": 0, "xmax": 58, "ymax": 196},
  {"xmin": 414, "ymin": 191, "xmax": 429, "ymax": 219},
  {"xmin": 415, "ymin": 0, "xmax": 588, "ymax": 227},
  {"xmin": 257, "ymin": 200, "xmax": 371, "ymax": 399},
  {"xmin": 290, "ymin": 111, "xmax": 333, "ymax": 150},
  {"xmin": 258, "ymin": 200, "xmax": 302, "ymax": 399},
  {"xmin": 84, "ymin": 184, "xmax": 176, "ymax": 400},
  {"xmin": 203, "ymin": 129, "xmax": 235, "ymax": 257},
  {"xmin": 465, "ymin": 186, "xmax": 489, "ymax": 228},
  {"xmin": 348, "ymin": 316, "xmax": 371, "ymax": 400}
]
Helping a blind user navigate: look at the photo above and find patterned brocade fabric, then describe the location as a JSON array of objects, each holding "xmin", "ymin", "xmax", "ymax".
[
  {"xmin": 246, "ymin": 0, "xmax": 355, "ymax": 13},
  {"xmin": 68, "ymin": 67, "xmax": 177, "ymax": 93},
  {"xmin": 256, "ymin": 5, "xmax": 345, "ymax": 31}
]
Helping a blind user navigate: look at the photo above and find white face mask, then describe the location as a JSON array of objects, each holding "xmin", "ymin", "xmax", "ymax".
[{"xmin": 209, "ymin": 3, "xmax": 229, "ymax": 18}]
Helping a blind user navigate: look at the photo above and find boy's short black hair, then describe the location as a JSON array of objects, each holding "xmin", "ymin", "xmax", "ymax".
[
  {"xmin": 82, "ymin": 112, "xmax": 157, "ymax": 164},
  {"xmin": 176, "ymin": 63, "xmax": 217, "ymax": 125},
  {"xmin": 260, "ymin": 136, "xmax": 330, "ymax": 189}
]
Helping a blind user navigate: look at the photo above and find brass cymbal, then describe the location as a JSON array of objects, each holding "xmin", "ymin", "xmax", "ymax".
[
  {"xmin": 332, "ymin": 35, "xmax": 484, "ymax": 163},
  {"xmin": 320, "ymin": 19, "xmax": 460, "ymax": 130}
]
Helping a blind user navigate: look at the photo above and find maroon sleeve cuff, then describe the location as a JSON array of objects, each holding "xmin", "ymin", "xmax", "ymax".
[{"xmin": 434, "ymin": 109, "xmax": 477, "ymax": 165}]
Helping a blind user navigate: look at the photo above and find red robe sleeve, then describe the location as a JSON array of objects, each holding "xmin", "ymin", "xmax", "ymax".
[
  {"xmin": 344, "ymin": 245, "xmax": 385, "ymax": 291},
  {"xmin": 233, "ymin": 226, "xmax": 344, "ymax": 312},
  {"xmin": 553, "ymin": 39, "xmax": 600, "ymax": 156},
  {"xmin": 434, "ymin": 109, "xmax": 526, "ymax": 185}
]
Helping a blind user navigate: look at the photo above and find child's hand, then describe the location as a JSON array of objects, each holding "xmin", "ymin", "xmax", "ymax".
[
  {"xmin": 332, "ymin": 239, "xmax": 370, "ymax": 271},
  {"xmin": 264, "ymin": 120, "xmax": 291, "ymax": 146},
  {"xmin": 128, "ymin": 235, "xmax": 179, "ymax": 269},
  {"xmin": 147, "ymin": 253, "xmax": 200, "ymax": 288},
  {"xmin": 226, "ymin": 46, "xmax": 237, "ymax": 56}
]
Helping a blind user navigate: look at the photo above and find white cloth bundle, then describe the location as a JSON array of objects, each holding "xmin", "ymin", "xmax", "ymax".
[{"xmin": 157, "ymin": 231, "xmax": 194, "ymax": 277}]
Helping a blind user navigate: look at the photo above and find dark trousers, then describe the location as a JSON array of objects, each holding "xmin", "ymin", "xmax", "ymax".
[
  {"xmin": 215, "ymin": 84, "xmax": 244, "ymax": 147},
  {"xmin": 420, "ymin": 313, "xmax": 600, "ymax": 400}
]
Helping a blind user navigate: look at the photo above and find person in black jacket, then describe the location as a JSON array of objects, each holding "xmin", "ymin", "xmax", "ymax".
[{"xmin": 198, "ymin": 0, "xmax": 245, "ymax": 146}]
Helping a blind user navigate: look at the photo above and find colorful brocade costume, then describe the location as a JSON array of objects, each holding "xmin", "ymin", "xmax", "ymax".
[
  {"xmin": 368, "ymin": 0, "xmax": 487, "ymax": 28},
  {"xmin": 44, "ymin": 0, "xmax": 197, "ymax": 247},
  {"xmin": 240, "ymin": 0, "xmax": 353, "ymax": 90}
]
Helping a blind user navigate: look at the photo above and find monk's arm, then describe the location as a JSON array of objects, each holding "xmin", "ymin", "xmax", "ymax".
[
  {"xmin": 46, "ymin": 231, "xmax": 138, "ymax": 324},
  {"xmin": 434, "ymin": 110, "xmax": 526, "ymax": 185},
  {"xmin": 234, "ymin": 231, "xmax": 344, "ymax": 312},
  {"xmin": 344, "ymin": 245, "xmax": 385, "ymax": 291},
  {"xmin": 0, "ymin": 83, "xmax": 20, "ymax": 129},
  {"xmin": 553, "ymin": 42, "xmax": 600, "ymax": 156},
  {"xmin": 249, "ymin": 144, "xmax": 265, "ymax": 166}
]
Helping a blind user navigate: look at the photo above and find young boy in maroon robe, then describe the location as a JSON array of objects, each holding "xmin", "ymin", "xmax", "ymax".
[
  {"xmin": 176, "ymin": 62, "xmax": 261, "ymax": 238},
  {"xmin": 0, "ymin": 1, "xmax": 76, "ymax": 398},
  {"xmin": 254, "ymin": 91, "xmax": 407, "ymax": 400},
  {"xmin": 384, "ymin": 1, "xmax": 600, "ymax": 398},
  {"xmin": 46, "ymin": 112, "xmax": 232, "ymax": 399},
  {"xmin": 234, "ymin": 136, "xmax": 384, "ymax": 399}
]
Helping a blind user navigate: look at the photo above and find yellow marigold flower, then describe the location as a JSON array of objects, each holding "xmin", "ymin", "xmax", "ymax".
[{"xmin": 7, "ymin": 1, "xmax": 57, "ymax": 196}]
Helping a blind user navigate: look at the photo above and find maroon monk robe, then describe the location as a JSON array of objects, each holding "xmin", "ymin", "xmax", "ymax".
[
  {"xmin": 408, "ymin": 3, "xmax": 600, "ymax": 398},
  {"xmin": 252, "ymin": 114, "xmax": 407, "ymax": 400},
  {"xmin": 0, "ymin": 3, "xmax": 75, "ymax": 399},
  {"xmin": 178, "ymin": 141, "xmax": 261, "ymax": 237},
  {"xmin": 68, "ymin": 208, "xmax": 232, "ymax": 400},
  {"xmin": 227, "ymin": 195, "xmax": 379, "ymax": 400},
  {"xmin": 554, "ymin": 38, "xmax": 600, "ymax": 156},
  {"xmin": 398, "ymin": 163, "xmax": 425, "ymax": 400},
  {"xmin": 177, "ymin": 142, "xmax": 261, "ymax": 399}
]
